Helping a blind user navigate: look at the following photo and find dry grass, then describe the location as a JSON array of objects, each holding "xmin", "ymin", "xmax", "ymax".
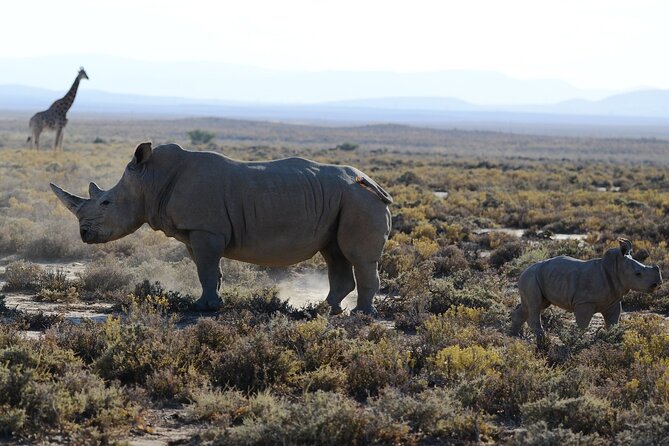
[{"xmin": 2, "ymin": 115, "xmax": 669, "ymax": 443}]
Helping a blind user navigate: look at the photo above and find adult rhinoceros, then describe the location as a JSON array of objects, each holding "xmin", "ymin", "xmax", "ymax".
[
  {"xmin": 511, "ymin": 238, "xmax": 662, "ymax": 343},
  {"xmin": 50, "ymin": 142, "xmax": 392, "ymax": 314}
]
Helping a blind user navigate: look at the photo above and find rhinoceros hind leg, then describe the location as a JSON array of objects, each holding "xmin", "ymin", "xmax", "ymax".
[
  {"xmin": 321, "ymin": 243, "xmax": 355, "ymax": 315},
  {"xmin": 510, "ymin": 303, "xmax": 528, "ymax": 336},
  {"xmin": 189, "ymin": 231, "xmax": 225, "ymax": 312},
  {"xmin": 350, "ymin": 261, "xmax": 380, "ymax": 316}
]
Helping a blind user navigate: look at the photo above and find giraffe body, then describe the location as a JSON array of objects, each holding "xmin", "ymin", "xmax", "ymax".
[{"xmin": 28, "ymin": 68, "xmax": 88, "ymax": 150}]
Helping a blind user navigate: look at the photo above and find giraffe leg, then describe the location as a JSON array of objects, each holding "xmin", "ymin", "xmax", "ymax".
[{"xmin": 54, "ymin": 127, "xmax": 63, "ymax": 151}]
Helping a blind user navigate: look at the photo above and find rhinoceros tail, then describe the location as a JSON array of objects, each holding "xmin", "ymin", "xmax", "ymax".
[{"xmin": 355, "ymin": 176, "xmax": 393, "ymax": 205}]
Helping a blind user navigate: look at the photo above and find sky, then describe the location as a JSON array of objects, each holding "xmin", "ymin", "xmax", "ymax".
[{"xmin": 1, "ymin": 0, "xmax": 667, "ymax": 91}]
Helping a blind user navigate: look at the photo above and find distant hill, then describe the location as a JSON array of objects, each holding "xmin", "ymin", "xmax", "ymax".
[
  {"xmin": 325, "ymin": 97, "xmax": 479, "ymax": 111},
  {"xmin": 0, "ymin": 55, "xmax": 614, "ymax": 105},
  {"xmin": 3, "ymin": 83, "xmax": 668, "ymax": 117},
  {"xmin": 542, "ymin": 90, "xmax": 669, "ymax": 117},
  {"xmin": 2, "ymin": 84, "xmax": 669, "ymax": 139},
  {"xmin": 328, "ymin": 91, "xmax": 669, "ymax": 119}
]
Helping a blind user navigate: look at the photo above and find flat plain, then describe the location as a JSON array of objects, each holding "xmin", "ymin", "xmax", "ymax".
[{"xmin": 2, "ymin": 115, "xmax": 669, "ymax": 444}]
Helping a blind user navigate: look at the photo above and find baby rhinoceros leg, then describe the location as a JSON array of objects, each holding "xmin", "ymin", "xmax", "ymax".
[
  {"xmin": 510, "ymin": 303, "xmax": 528, "ymax": 336},
  {"xmin": 601, "ymin": 301, "xmax": 622, "ymax": 328},
  {"xmin": 517, "ymin": 267, "xmax": 546, "ymax": 343},
  {"xmin": 573, "ymin": 303, "xmax": 596, "ymax": 330}
]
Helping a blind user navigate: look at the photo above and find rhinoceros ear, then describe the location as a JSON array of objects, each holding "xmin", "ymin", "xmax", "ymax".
[
  {"xmin": 633, "ymin": 248, "xmax": 650, "ymax": 263},
  {"xmin": 618, "ymin": 238, "xmax": 633, "ymax": 256},
  {"xmin": 50, "ymin": 183, "xmax": 86, "ymax": 215},
  {"xmin": 132, "ymin": 141, "xmax": 153, "ymax": 166},
  {"xmin": 88, "ymin": 182, "xmax": 103, "ymax": 199}
]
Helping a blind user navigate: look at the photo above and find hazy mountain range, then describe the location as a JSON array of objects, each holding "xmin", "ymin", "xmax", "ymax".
[
  {"xmin": 0, "ymin": 55, "xmax": 617, "ymax": 105},
  {"xmin": 1, "ymin": 55, "xmax": 668, "ymax": 133},
  {"xmin": 2, "ymin": 84, "xmax": 668, "ymax": 121}
]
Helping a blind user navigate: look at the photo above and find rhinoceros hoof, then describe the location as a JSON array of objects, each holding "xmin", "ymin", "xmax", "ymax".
[
  {"xmin": 329, "ymin": 305, "xmax": 344, "ymax": 316},
  {"xmin": 194, "ymin": 297, "xmax": 222, "ymax": 312},
  {"xmin": 351, "ymin": 306, "xmax": 378, "ymax": 317}
]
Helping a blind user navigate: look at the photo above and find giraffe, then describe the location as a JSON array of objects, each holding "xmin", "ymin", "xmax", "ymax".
[{"xmin": 27, "ymin": 67, "xmax": 89, "ymax": 151}]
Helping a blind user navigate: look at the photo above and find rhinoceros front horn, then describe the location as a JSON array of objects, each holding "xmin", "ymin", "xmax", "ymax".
[
  {"xmin": 50, "ymin": 183, "xmax": 87, "ymax": 215},
  {"xmin": 618, "ymin": 238, "xmax": 633, "ymax": 256}
]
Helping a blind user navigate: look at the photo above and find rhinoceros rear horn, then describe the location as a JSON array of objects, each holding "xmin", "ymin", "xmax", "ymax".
[
  {"xmin": 50, "ymin": 183, "xmax": 87, "ymax": 215},
  {"xmin": 132, "ymin": 141, "xmax": 153, "ymax": 167},
  {"xmin": 88, "ymin": 182, "xmax": 104, "ymax": 199},
  {"xmin": 618, "ymin": 238, "xmax": 633, "ymax": 256}
]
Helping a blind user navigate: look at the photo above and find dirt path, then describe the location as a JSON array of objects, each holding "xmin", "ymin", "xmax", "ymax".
[{"xmin": 121, "ymin": 408, "xmax": 204, "ymax": 446}]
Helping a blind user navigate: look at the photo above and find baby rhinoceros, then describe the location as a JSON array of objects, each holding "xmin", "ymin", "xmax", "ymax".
[{"xmin": 511, "ymin": 238, "xmax": 662, "ymax": 342}]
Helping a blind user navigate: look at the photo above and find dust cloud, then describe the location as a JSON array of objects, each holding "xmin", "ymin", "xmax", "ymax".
[{"xmin": 277, "ymin": 271, "xmax": 357, "ymax": 310}]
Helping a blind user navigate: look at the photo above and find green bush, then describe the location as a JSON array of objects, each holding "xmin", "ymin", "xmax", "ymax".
[
  {"xmin": 93, "ymin": 308, "xmax": 190, "ymax": 385},
  {"xmin": 460, "ymin": 341, "xmax": 554, "ymax": 421},
  {"xmin": 335, "ymin": 142, "xmax": 359, "ymax": 151},
  {"xmin": 80, "ymin": 256, "xmax": 132, "ymax": 301},
  {"xmin": 186, "ymin": 388, "xmax": 248, "ymax": 424},
  {"xmin": 512, "ymin": 421, "xmax": 607, "ymax": 446},
  {"xmin": 522, "ymin": 394, "xmax": 616, "ymax": 436},
  {"xmin": 489, "ymin": 241, "xmax": 523, "ymax": 268},
  {"xmin": 211, "ymin": 331, "xmax": 300, "ymax": 392},
  {"xmin": 130, "ymin": 280, "xmax": 195, "ymax": 312},
  {"xmin": 0, "ymin": 405, "xmax": 25, "ymax": 437},
  {"xmin": 187, "ymin": 129, "xmax": 215, "ymax": 145},
  {"xmin": 222, "ymin": 391, "xmax": 412, "ymax": 446},
  {"xmin": 346, "ymin": 338, "xmax": 411, "ymax": 400},
  {"xmin": 369, "ymin": 388, "xmax": 494, "ymax": 442},
  {"xmin": 2, "ymin": 261, "xmax": 44, "ymax": 292}
]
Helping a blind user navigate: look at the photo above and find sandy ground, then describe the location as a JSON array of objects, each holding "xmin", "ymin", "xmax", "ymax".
[{"xmin": 475, "ymin": 227, "xmax": 588, "ymax": 241}]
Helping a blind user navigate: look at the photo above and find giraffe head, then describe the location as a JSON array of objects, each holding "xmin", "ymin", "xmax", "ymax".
[{"xmin": 78, "ymin": 67, "xmax": 89, "ymax": 81}]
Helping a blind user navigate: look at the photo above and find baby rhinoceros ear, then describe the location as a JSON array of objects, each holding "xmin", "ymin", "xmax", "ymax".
[
  {"xmin": 131, "ymin": 141, "xmax": 153, "ymax": 167},
  {"xmin": 618, "ymin": 238, "xmax": 633, "ymax": 256}
]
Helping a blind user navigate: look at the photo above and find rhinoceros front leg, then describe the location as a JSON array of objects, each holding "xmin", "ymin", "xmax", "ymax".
[
  {"xmin": 189, "ymin": 231, "xmax": 226, "ymax": 311},
  {"xmin": 187, "ymin": 244, "xmax": 223, "ymax": 291},
  {"xmin": 601, "ymin": 301, "xmax": 622, "ymax": 328}
]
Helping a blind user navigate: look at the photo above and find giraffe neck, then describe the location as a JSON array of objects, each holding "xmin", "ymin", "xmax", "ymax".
[{"xmin": 56, "ymin": 75, "xmax": 82, "ymax": 113}]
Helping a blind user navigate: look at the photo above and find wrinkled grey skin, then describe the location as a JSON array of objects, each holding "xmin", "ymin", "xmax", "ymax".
[
  {"xmin": 511, "ymin": 238, "xmax": 662, "ymax": 343},
  {"xmin": 51, "ymin": 142, "xmax": 392, "ymax": 314}
]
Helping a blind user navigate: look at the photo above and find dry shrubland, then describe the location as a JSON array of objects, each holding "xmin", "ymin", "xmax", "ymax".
[{"xmin": 1, "ymin": 117, "xmax": 669, "ymax": 443}]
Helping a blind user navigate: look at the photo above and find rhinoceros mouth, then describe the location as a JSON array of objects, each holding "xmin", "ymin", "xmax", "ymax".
[
  {"xmin": 648, "ymin": 283, "xmax": 661, "ymax": 292},
  {"xmin": 80, "ymin": 228, "xmax": 110, "ymax": 244}
]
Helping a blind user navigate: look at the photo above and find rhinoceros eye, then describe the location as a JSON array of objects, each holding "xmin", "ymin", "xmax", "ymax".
[
  {"xmin": 101, "ymin": 200, "xmax": 110, "ymax": 206},
  {"xmin": 635, "ymin": 272, "xmax": 642, "ymax": 277}
]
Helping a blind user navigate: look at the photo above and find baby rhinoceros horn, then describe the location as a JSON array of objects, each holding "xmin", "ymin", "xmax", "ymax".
[{"xmin": 50, "ymin": 183, "xmax": 87, "ymax": 215}]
